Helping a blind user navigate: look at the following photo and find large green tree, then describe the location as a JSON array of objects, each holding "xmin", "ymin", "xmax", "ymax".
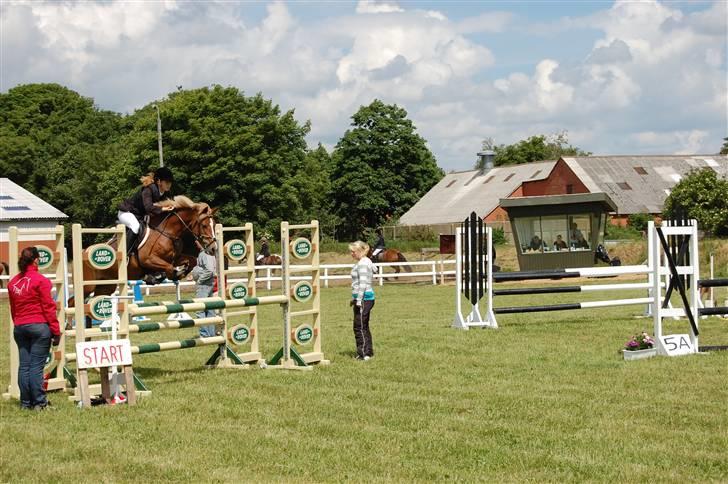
[
  {"xmin": 330, "ymin": 100, "xmax": 443, "ymax": 239},
  {"xmin": 720, "ymin": 137, "xmax": 728, "ymax": 155},
  {"xmin": 118, "ymin": 86, "xmax": 318, "ymax": 234},
  {"xmin": 663, "ymin": 168, "xmax": 728, "ymax": 236},
  {"xmin": 0, "ymin": 83, "xmax": 125, "ymax": 227},
  {"xmin": 477, "ymin": 132, "xmax": 590, "ymax": 168}
]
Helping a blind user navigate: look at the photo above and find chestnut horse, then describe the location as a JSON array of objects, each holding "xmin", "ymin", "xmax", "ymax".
[
  {"xmin": 256, "ymin": 254, "xmax": 282, "ymax": 266},
  {"xmin": 368, "ymin": 248, "xmax": 411, "ymax": 274},
  {"xmin": 0, "ymin": 261, "xmax": 8, "ymax": 288},
  {"xmin": 81, "ymin": 196, "xmax": 217, "ymax": 301}
]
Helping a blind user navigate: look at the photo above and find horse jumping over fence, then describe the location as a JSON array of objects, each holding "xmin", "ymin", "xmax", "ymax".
[{"xmin": 81, "ymin": 196, "xmax": 217, "ymax": 301}]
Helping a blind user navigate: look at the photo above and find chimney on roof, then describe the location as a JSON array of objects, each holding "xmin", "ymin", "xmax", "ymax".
[{"xmin": 477, "ymin": 150, "xmax": 495, "ymax": 171}]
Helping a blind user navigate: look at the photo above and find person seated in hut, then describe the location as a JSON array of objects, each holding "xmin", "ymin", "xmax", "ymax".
[
  {"xmin": 528, "ymin": 235, "xmax": 544, "ymax": 252},
  {"xmin": 553, "ymin": 234, "xmax": 568, "ymax": 251},
  {"xmin": 574, "ymin": 233, "xmax": 590, "ymax": 249}
]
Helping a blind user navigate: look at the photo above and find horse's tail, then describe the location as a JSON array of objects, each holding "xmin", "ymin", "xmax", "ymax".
[{"xmin": 397, "ymin": 252, "xmax": 412, "ymax": 272}]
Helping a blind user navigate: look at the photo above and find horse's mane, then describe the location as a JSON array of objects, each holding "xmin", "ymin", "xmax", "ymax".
[{"xmin": 156, "ymin": 196, "xmax": 201, "ymax": 210}]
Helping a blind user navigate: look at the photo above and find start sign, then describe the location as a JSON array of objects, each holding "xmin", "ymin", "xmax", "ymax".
[{"xmin": 75, "ymin": 339, "xmax": 133, "ymax": 369}]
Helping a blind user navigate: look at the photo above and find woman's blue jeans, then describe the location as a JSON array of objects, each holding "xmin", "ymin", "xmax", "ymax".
[{"xmin": 13, "ymin": 324, "xmax": 51, "ymax": 409}]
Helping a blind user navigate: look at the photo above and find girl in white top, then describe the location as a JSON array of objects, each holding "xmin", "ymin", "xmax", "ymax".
[{"xmin": 350, "ymin": 241, "xmax": 375, "ymax": 360}]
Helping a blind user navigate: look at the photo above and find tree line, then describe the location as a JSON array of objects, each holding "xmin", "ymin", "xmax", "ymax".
[{"xmin": 0, "ymin": 84, "xmax": 443, "ymax": 241}]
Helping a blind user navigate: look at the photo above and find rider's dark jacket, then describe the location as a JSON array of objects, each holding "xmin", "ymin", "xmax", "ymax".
[
  {"xmin": 259, "ymin": 242, "xmax": 270, "ymax": 258},
  {"xmin": 119, "ymin": 183, "xmax": 169, "ymax": 220},
  {"xmin": 374, "ymin": 234, "xmax": 385, "ymax": 250}
]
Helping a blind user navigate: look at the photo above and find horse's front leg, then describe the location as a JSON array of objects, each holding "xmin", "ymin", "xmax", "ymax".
[{"xmin": 141, "ymin": 255, "xmax": 177, "ymax": 284}]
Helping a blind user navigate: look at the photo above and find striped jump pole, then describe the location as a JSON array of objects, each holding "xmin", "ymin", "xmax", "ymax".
[
  {"xmin": 452, "ymin": 211, "xmax": 497, "ymax": 330},
  {"xmin": 697, "ymin": 277, "xmax": 728, "ymax": 317},
  {"xmin": 126, "ymin": 295, "xmax": 289, "ymax": 317},
  {"xmin": 64, "ymin": 316, "xmax": 224, "ymax": 337},
  {"xmin": 494, "ymin": 297, "xmax": 654, "ymax": 314}
]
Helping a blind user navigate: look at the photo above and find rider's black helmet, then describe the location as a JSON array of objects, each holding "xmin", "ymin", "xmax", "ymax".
[{"xmin": 154, "ymin": 167, "xmax": 174, "ymax": 182}]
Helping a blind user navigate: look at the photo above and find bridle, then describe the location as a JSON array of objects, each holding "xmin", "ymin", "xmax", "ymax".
[{"xmin": 154, "ymin": 210, "xmax": 216, "ymax": 254}]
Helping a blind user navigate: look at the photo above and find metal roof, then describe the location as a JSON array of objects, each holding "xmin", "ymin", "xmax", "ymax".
[
  {"xmin": 562, "ymin": 155, "xmax": 728, "ymax": 214},
  {"xmin": 0, "ymin": 178, "xmax": 68, "ymax": 221},
  {"xmin": 499, "ymin": 192, "xmax": 617, "ymax": 211},
  {"xmin": 398, "ymin": 161, "xmax": 555, "ymax": 225}
]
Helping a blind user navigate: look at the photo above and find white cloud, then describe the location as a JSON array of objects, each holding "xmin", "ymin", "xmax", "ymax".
[
  {"xmin": 1, "ymin": 0, "xmax": 725, "ymax": 171},
  {"xmin": 631, "ymin": 130, "xmax": 710, "ymax": 154},
  {"xmin": 356, "ymin": 1, "xmax": 403, "ymax": 14}
]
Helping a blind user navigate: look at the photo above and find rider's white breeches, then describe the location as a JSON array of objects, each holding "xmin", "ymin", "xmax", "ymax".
[{"xmin": 117, "ymin": 211, "xmax": 140, "ymax": 234}]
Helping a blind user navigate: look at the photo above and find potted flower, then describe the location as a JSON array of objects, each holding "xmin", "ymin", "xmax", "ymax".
[{"xmin": 623, "ymin": 332, "xmax": 657, "ymax": 360}]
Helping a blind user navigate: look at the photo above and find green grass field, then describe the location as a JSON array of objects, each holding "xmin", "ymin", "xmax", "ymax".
[{"xmin": 1, "ymin": 283, "xmax": 727, "ymax": 482}]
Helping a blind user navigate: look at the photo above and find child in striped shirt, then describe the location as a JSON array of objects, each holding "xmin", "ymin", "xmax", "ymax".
[{"xmin": 349, "ymin": 241, "xmax": 375, "ymax": 361}]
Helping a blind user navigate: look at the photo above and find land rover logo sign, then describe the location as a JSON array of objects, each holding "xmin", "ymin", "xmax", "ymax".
[
  {"xmin": 88, "ymin": 296, "xmax": 114, "ymax": 321},
  {"xmin": 292, "ymin": 281, "xmax": 313, "ymax": 303},
  {"xmin": 87, "ymin": 244, "xmax": 116, "ymax": 270},
  {"xmin": 35, "ymin": 245, "xmax": 54, "ymax": 270},
  {"xmin": 291, "ymin": 237, "xmax": 312, "ymax": 259},
  {"xmin": 228, "ymin": 282, "xmax": 248, "ymax": 300},
  {"xmin": 225, "ymin": 240, "xmax": 247, "ymax": 261},
  {"xmin": 294, "ymin": 324, "xmax": 314, "ymax": 345},
  {"xmin": 229, "ymin": 324, "xmax": 250, "ymax": 345}
]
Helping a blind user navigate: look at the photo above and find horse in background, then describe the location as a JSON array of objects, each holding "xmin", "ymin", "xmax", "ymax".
[
  {"xmin": 368, "ymin": 248, "xmax": 412, "ymax": 274},
  {"xmin": 0, "ymin": 261, "xmax": 8, "ymax": 288},
  {"xmin": 78, "ymin": 196, "xmax": 217, "ymax": 302},
  {"xmin": 256, "ymin": 254, "xmax": 282, "ymax": 266}
]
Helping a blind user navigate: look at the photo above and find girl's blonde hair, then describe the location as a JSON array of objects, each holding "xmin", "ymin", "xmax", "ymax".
[{"xmin": 349, "ymin": 241, "xmax": 369, "ymax": 256}]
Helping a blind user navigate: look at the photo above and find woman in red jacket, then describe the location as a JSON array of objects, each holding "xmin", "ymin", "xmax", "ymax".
[{"xmin": 8, "ymin": 247, "xmax": 61, "ymax": 410}]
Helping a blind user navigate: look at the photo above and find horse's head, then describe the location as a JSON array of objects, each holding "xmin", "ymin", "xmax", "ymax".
[{"xmin": 157, "ymin": 196, "xmax": 218, "ymax": 255}]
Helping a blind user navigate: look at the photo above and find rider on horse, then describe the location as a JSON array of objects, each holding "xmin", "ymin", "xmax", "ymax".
[
  {"xmin": 117, "ymin": 167, "xmax": 175, "ymax": 251},
  {"xmin": 371, "ymin": 229, "xmax": 385, "ymax": 262},
  {"xmin": 256, "ymin": 237, "xmax": 270, "ymax": 264}
]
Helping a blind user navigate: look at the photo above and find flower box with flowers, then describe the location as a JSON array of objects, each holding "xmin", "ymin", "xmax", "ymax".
[{"xmin": 623, "ymin": 332, "xmax": 657, "ymax": 361}]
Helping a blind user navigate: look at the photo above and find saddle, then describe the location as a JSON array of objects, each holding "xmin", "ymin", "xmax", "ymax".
[{"xmin": 124, "ymin": 220, "xmax": 148, "ymax": 256}]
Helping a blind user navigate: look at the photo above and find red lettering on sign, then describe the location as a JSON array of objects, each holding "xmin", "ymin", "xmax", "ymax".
[
  {"xmin": 82, "ymin": 348, "xmax": 93, "ymax": 366},
  {"xmin": 99, "ymin": 346, "xmax": 110, "ymax": 364}
]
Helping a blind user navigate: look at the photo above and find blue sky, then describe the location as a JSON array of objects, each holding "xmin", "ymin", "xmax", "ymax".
[{"xmin": 1, "ymin": 0, "xmax": 726, "ymax": 171}]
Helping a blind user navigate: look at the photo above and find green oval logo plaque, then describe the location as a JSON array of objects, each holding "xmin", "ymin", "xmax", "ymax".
[
  {"xmin": 229, "ymin": 324, "xmax": 250, "ymax": 345},
  {"xmin": 35, "ymin": 245, "xmax": 54, "ymax": 270},
  {"xmin": 294, "ymin": 324, "xmax": 314, "ymax": 345},
  {"xmin": 290, "ymin": 237, "xmax": 312, "ymax": 259},
  {"xmin": 292, "ymin": 281, "xmax": 313, "ymax": 303},
  {"xmin": 225, "ymin": 239, "xmax": 247, "ymax": 261},
  {"xmin": 228, "ymin": 282, "xmax": 248, "ymax": 300},
  {"xmin": 87, "ymin": 244, "xmax": 116, "ymax": 270},
  {"xmin": 88, "ymin": 296, "xmax": 114, "ymax": 320}
]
